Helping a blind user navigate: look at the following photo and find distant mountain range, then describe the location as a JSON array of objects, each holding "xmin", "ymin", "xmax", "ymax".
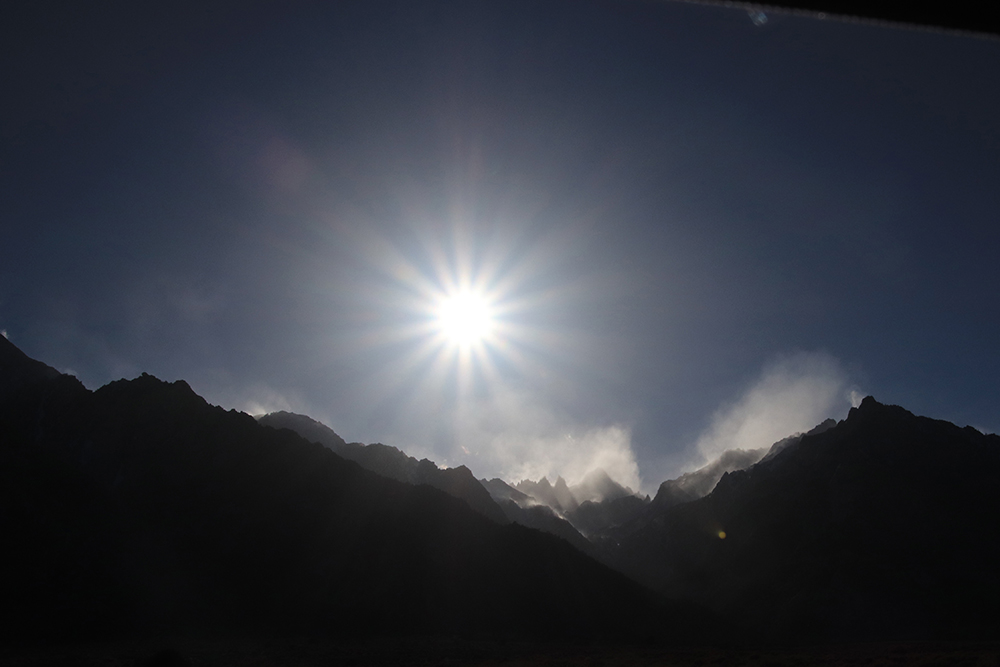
[{"xmin": 3, "ymin": 335, "xmax": 999, "ymax": 646}]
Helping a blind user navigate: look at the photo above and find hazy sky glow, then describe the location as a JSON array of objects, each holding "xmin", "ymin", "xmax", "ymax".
[{"xmin": 2, "ymin": 1, "xmax": 998, "ymax": 491}]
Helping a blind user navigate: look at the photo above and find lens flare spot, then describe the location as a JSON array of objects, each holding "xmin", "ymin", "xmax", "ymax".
[{"xmin": 718, "ymin": 530, "xmax": 727, "ymax": 539}]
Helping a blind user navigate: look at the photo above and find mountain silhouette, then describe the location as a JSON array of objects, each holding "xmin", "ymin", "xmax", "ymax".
[
  {"xmin": 651, "ymin": 448, "xmax": 768, "ymax": 510},
  {"xmin": 613, "ymin": 397, "xmax": 1000, "ymax": 642},
  {"xmin": 651, "ymin": 419, "xmax": 837, "ymax": 512},
  {"xmin": 6, "ymin": 336, "xmax": 997, "ymax": 647},
  {"xmin": 650, "ymin": 420, "xmax": 837, "ymax": 513},
  {"xmin": 257, "ymin": 411, "xmax": 508, "ymax": 524},
  {"xmin": 0, "ymin": 340, "xmax": 712, "ymax": 647},
  {"xmin": 0, "ymin": 334, "xmax": 61, "ymax": 399}
]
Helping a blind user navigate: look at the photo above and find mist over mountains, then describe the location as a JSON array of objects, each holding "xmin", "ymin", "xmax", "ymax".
[{"xmin": 3, "ymin": 335, "xmax": 1000, "ymax": 650}]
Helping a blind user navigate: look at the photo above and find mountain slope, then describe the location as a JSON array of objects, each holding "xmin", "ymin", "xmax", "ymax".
[
  {"xmin": 650, "ymin": 448, "xmax": 768, "ymax": 510},
  {"xmin": 0, "ymin": 342, "xmax": 711, "ymax": 646},
  {"xmin": 649, "ymin": 419, "xmax": 837, "ymax": 513},
  {"xmin": 479, "ymin": 477, "xmax": 595, "ymax": 553},
  {"xmin": 257, "ymin": 411, "xmax": 508, "ymax": 524},
  {"xmin": 615, "ymin": 397, "xmax": 1000, "ymax": 642},
  {"xmin": 0, "ymin": 334, "xmax": 60, "ymax": 399}
]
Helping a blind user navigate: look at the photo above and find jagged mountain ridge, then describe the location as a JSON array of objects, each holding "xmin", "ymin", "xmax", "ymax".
[
  {"xmin": 256, "ymin": 411, "xmax": 508, "ymax": 524},
  {"xmin": 650, "ymin": 448, "xmax": 767, "ymax": 510},
  {"xmin": 612, "ymin": 397, "xmax": 1000, "ymax": 642},
  {"xmin": 6, "ymin": 335, "xmax": 998, "ymax": 644},
  {"xmin": 501, "ymin": 469, "xmax": 649, "ymax": 544},
  {"xmin": 513, "ymin": 469, "xmax": 639, "ymax": 515},
  {"xmin": 0, "ymin": 338, "xmax": 713, "ymax": 646},
  {"xmin": 257, "ymin": 411, "xmax": 629, "ymax": 551},
  {"xmin": 257, "ymin": 412, "xmax": 599, "ymax": 554},
  {"xmin": 650, "ymin": 419, "xmax": 838, "ymax": 511}
]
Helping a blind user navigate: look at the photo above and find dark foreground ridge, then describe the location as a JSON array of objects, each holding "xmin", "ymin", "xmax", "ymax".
[{"xmin": 0, "ymin": 337, "xmax": 715, "ymax": 648}]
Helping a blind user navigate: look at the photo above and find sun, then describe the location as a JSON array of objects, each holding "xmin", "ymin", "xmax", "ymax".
[{"xmin": 435, "ymin": 290, "xmax": 496, "ymax": 347}]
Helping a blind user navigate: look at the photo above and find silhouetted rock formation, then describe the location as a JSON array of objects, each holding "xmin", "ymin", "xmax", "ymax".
[
  {"xmin": 614, "ymin": 397, "xmax": 1000, "ymax": 642},
  {"xmin": 257, "ymin": 411, "xmax": 508, "ymax": 525},
  {"xmin": 0, "ymin": 340, "xmax": 711, "ymax": 647}
]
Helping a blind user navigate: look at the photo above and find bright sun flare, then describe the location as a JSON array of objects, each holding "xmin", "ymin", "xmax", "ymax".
[{"xmin": 436, "ymin": 291, "xmax": 495, "ymax": 347}]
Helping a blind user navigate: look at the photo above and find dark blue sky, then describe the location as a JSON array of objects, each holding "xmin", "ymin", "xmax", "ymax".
[{"xmin": 3, "ymin": 1, "xmax": 998, "ymax": 489}]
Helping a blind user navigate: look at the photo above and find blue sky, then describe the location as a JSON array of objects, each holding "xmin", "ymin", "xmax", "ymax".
[{"xmin": 3, "ymin": 1, "xmax": 998, "ymax": 491}]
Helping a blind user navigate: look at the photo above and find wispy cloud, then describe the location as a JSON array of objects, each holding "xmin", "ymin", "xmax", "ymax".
[
  {"xmin": 692, "ymin": 351, "xmax": 858, "ymax": 467},
  {"xmin": 452, "ymin": 385, "xmax": 641, "ymax": 491}
]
